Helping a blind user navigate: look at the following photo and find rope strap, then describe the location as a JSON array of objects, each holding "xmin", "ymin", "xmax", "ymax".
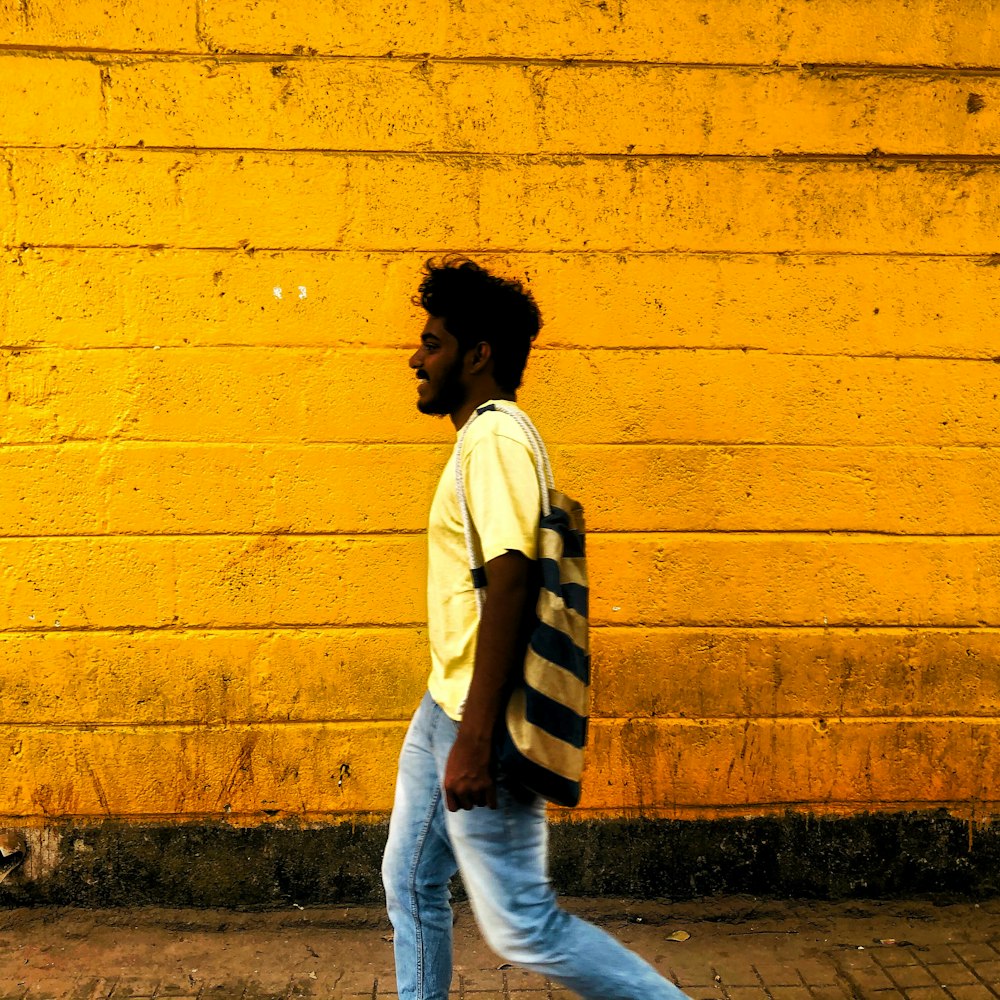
[{"xmin": 454, "ymin": 404, "xmax": 554, "ymax": 616}]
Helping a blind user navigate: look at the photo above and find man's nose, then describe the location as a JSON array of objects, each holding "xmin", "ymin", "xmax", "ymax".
[{"xmin": 408, "ymin": 348, "xmax": 421, "ymax": 369}]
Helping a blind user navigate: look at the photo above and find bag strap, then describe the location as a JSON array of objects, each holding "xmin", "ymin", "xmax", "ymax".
[{"xmin": 454, "ymin": 403, "xmax": 554, "ymax": 616}]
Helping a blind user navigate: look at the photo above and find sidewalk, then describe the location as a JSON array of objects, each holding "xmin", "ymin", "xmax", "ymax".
[{"xmin": 2, "ymin": 896, "xmax": 999, "ymax": 999}]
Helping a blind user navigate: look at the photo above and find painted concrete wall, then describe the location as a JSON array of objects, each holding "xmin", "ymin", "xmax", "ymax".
[{"xmin": 1, "ymin": 1, "xmax": 999, "ymax": 833}]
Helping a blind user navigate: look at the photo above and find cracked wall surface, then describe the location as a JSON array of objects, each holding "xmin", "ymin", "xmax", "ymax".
[{"xmin": 0, "ymin": 0, "xmax": 999, "ymax": 858}]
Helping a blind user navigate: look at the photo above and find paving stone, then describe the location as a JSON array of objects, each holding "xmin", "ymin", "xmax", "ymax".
[
  {"xmin": 836, "ymin": 950, "xmax": 886, "ymax": 972},
  {"xmin": 946, "ymin": 986, "xmax": 1000, "ymax": 1000},
  {"xmin": 953, "ymin": 944, "xmax": 1000, "ymax": 964},
  {"xmin": 969, "ymin": 961, "xmax": 1000, "ymax": 983},
  {"xmin": 806, "ymin": 987, "xmax": 853, "ymax": 1000},
  {"xmin": 500, "ymin": 968, "xmax": 549, "ymax": 991},
  {"xmin": 668, "ymin": 966, "xmax": 718, "ymax": 989},
  {"xmin": 67, "ymin": 983, "xmax": 106, "ymax": 1000},
  {"xmin": 111, "ymin": 982, "xmax": 161, "ymax": 999},
  {"xmin": 877, "ymin": 948, "xmax": 924, "ymax": 968},
  {"xmin": 198, "ymin": 986, "xmax": 246, "ymax": 1000},
  {"xmin": 153, "ymin": 983, "xmax": 200, "ymax": 997},
  {"xmin": 925, "ymin": 962, "xmax": 980, "ymax": 986},
  {"xmin": 790, "ymin": 961, "xmax": 838, "ymax": 986},
  {"xmin": 81, "ymin": 980, "xmax": 119, "ymax": 1000},
  {"xmin": 753, "ymin": 963, "xmax": 801, "ymax": 986},
  {"xmin": 885, "ymin": 965, "xmax": 938, "ymax": 989},
  {"xmin": 834, "ymin": 957, "xmax": 897, "ymax": 992},
  {"xmin": 918, "ymin": 946, "xmax": 961, "ymax": 965},
  {"xmin": 710, "ymin": 960, "xmax": 760, "ymax": 986},
  {"xmin": 22, "ymin": 987, "xmax": 79, "ymax": 1000},
  {"xmin": 21, "ymin": 979, "xmax": 90, "ymax": 1000},
  {"xmin": 241, "ymin": 989, "xmax": 287, "ymax": 1000},
  {"xmin": 2, "ymin": 900, "xmax": 1000, "ymax": 1000}
]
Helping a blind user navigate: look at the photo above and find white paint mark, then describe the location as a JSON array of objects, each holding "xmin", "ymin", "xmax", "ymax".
[
  {"xmin": 298, "ymin": 285, "xmax": 307, "ymax": 300},
  {"xmin": 273, "ymin": 286, "xmax": 283, "ymax": 300},
  {"xmin": 28, "ymin": 614, "xmax": 34, "ymax": 621},
  {"xmin": 153, "ymin": 345, "xmax": 160, "ymax": 350},
  {"xmin": 612, "ymin": 606, "xmax": 621, "ymax": 612},
  {"xmin": 54, "ymin": 620, "xmax": 60, "ymax": 627}
]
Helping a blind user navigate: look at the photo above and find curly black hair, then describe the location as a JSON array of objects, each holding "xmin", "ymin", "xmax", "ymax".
[{"xmin": 417, "ymin": 258, "xmax": 541, "ymax": 392}]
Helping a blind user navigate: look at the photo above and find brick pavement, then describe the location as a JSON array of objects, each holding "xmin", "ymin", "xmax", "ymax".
[{"xmin": 1, "ymin": 897, "xmax": 998, "ymax": 999}]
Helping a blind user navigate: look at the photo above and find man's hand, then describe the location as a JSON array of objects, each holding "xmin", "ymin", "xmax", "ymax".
[{"xmin": 444, "ymin": 729, "xmax": 497, "ymax": 811}]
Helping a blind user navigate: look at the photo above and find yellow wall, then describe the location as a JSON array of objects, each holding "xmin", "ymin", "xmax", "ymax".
[{"xmin": 1, "ymin": 1, "xmax": 999, "ymax": 826}]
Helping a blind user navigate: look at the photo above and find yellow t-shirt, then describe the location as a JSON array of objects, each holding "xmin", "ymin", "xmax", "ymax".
[{"xmin": 427, "ymin": 402, "xmax": 541, "ymax": 721}]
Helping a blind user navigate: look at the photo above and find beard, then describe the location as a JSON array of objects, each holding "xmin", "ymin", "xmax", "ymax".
[{"xmin": 417, "ymin": 355, "xmax": 467, "ymax": 416}]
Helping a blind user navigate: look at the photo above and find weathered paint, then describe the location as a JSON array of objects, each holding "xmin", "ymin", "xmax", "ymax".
[
  {"xmin": 3, "ymin": 628, "xmax": 999, "ymax": 726},
  {"xmin": 4, "ymin": 443, "xmax": 1000, "ymax": 535},
  {"xmin": 94, "ymin": 61, "xmax": 1000, "ymax": 157},
  {"xmin": 11, "ymin": 150, "xmax": 1000, "ymax": 253},
  {"xmin": 0, "ymin": 534, "xmax": 998, "ymax": 630},
  {"xmin": 198, "ymin": 0, "xmax": 1000, "ymax": 66},
  {"xmin": 0, "ymin": 0, "xmax": 998, "ymax": 895},
  {"xmin": 3, "ymin": 349, "xmax": 999, "ymax": 445},
  {"xmin": 0, "ymin": 0, "xmax": 199, "ymax": 49},
  {"xmin": 3, "ymin": 250, "xmax": 999, "ymax": 358},
  {"xmin": 2, "ymin": 717, "xmax": 1000, "ymax": 820}
]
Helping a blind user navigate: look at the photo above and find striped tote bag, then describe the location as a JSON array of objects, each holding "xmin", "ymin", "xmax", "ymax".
[{"xmin": 455, "ymin": 403, "xmax": 589, "ymax": 807}]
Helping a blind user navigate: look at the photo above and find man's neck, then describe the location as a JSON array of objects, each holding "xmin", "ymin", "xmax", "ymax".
[{"xmin": 450, "ymin": 387, "xmax": 517, "ymax": 431}]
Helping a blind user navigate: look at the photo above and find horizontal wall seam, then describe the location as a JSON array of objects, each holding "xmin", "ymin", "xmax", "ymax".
[
  {"xmin": 7, "ymin": 804, "xmax": 997, "ymax": 824},
  {"xmin": 2, "ymin": 716, "xmax": 998, "ymax": 730},
  {"xmin": 7, "ymin": 144, "xmax": 1000, "ymax": 165},
  {"xmin": 4, "ymin": 346, "xmax": 999, "ymax": 363},
  {"xmin": 1, "ymin": 442, "xmax": 998, "ymax": 452},
  {"xmin": 3, "ymin": 344, "xmax": 998, "ymax": 362},
  {"xmin": 0, "ymin": 435, "xmax": 995, "ymax": 452},
  {"xmin": 2, "ymin": 531, "xmax": 1000, "ymax": 540},
  {"xmin": 1, "ymin": 625, "xmax": 997, "ymax": 636},
  {"xmin": 1, "ymin": 623, "xmax": 996, "ymax": 635},
  {"xmin": 0, "ymin": 623, "xmax": 429, "ymax": 634},
  {"xmin": 0, "ymin": 810, "xmax": 390, "ymax": 823},
  {"xmin": 6, "ymin": 248, "xmax": 1000, "ymax": 261},
  {"xmin": 3, "ymin": 441, "xmax": 999, "ymax": 451},
  {"xmin": 9, "ymin": 245, "xmax": 1000, "ymax": 259},
  {"xmin": 6, "ymin": 44, "xmax": 1000, "ymax": 72}
]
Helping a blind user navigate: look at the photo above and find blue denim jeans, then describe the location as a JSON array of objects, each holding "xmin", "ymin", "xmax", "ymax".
[{"xmin": 382, "ymin": 692, "xmax": 689, "ymax": 999}]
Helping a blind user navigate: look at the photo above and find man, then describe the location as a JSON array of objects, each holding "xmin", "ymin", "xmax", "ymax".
[{"xmin": 382, "ymin": 258, "xmax": 688, "ymax": 999}]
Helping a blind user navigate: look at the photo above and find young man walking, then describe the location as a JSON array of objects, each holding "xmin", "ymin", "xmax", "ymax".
[{"xmin": 382, "ymin": 258, "xmax": 689, "ymax": 1000}]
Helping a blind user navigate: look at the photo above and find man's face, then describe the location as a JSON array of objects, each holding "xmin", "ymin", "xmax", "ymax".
[{"xmin": 409, "ymin": 315, "xmax": 468, "ymax": 416}]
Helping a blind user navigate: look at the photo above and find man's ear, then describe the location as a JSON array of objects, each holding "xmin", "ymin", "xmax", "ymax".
[{"xmin": 467, "ymin": 341, "xmax": 492, "ymax": 375}]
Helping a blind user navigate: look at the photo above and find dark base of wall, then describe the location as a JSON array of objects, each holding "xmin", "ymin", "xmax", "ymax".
[{"xmin": 3, "ymin": 811, "xmax": 999, "ymax": 907}]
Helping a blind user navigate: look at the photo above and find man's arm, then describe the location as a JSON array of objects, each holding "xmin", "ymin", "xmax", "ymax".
[{"xmin": 443, "ymin": 549, "xmax": 534, "ymax": 811}]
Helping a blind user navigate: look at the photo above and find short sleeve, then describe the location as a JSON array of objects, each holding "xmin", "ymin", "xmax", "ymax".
[{"xmin": 463, "ymin": 424, "xmax": 540, "ymax": 565}]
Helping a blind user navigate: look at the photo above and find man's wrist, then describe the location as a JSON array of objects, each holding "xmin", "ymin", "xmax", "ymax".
[{"xmin": 456, "ymin": 720, "xmax": 493, "ymax": 750}]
